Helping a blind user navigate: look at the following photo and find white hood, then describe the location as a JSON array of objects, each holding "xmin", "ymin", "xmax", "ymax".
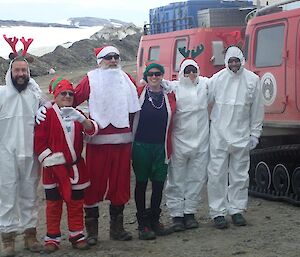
[
  {"xmin": 179, "ymin": 58, "xmax": 200, "ymax": 85},
  {"xmin": 5, "ymin": 59, "xmax": 42, "ymax": 99},
  {"xmin": 224, "ymin": 46, "xmax": 245, "ymax": 75}
]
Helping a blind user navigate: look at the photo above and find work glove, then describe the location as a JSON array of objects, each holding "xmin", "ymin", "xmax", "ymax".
[
  {"xmin": 249, "ymin": 135, "xmax": 259, "ymax": 150},
  {"xmin": 60, "ymin": 107, "xmax": 86, "ymax": 123},
  {"xmin": 36, "ymin": 106, "xmax": 47, "ymax": 124}
]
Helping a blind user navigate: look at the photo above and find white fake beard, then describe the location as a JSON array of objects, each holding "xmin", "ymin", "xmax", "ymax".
[{"xmin": 100, "ymin": 68, "xmax": 124, "ymax": 88}]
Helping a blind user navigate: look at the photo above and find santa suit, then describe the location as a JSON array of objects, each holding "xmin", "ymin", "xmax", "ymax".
[
  {"xmin": 0, "ymin": 62, "xmax": 41, "ymax": 233},
  {"xmin": 34, "ymin": 103, "xmax": 98, "ymax": 244},
  {"xmin": 164, "ymin": 59, "xmax": 210, "ymax": 218},
  {"xmin": 207, "ymin": 46, "xmax": 264, "ymax": 218},
  {"xmin": 74, "ymin": 67, "xmax": 140, "ymax": 206}
]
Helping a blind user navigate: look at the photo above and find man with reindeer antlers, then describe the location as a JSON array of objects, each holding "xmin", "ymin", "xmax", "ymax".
[{"xmin": 0, "ymin": 35, "xmax": 43, "ymax": 256}]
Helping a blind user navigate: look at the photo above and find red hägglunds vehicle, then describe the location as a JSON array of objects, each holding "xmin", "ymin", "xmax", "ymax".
[
  {"xmin": 244, "ymin": 0, "xmax": 300, "ymax": 205},
  {"xmin": 137, "ymin": 0, "xmax": 300, "ymax": 205}
]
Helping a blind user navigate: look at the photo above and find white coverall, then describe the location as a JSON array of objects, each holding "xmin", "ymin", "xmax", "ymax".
[
  {"xmin": 0, "ymin": 61, "xmax": 41, "ymax": 233},
  {"xmin": 165, "ymin": 59, "xmax": 209, "ymax": 217},
  {"xmin": 207, "ymin": 46, "xmax": 264, "ymax": 218}
]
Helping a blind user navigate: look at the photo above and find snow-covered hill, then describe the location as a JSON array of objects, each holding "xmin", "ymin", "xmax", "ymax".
[
  {"xmin": 0, "ymin": 17, "xmax": 138, "ymax": 59},
  {"xmin": 91, "ymin": 25, "xmax": 141, "ymax": 41},
  {"xmin": 0, "ymin": 26, "xmax": 103, "ymax": 58}
]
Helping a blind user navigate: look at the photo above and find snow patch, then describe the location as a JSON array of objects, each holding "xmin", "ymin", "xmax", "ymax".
[
  {"xmin": 90, "ymin": 25, "xmax": 141, "ymax": 41},
  {"xmin": 0, "ymin": 25, "xmax": 103, "ymax": 58}
]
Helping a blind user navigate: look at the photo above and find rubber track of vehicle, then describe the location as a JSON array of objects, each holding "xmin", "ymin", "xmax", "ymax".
[{"xmin": 249, "ymin": 144, "xmax": 300, "ymax": 206}]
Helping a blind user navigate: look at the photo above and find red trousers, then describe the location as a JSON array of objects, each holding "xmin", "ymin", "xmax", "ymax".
[
  {"xmin": 46, "ymin": 199, "xmax": 84, "ymax": 237},
  {"xmin": 84, "ymin": 143, "xmax": 131, "ymax": 206}
]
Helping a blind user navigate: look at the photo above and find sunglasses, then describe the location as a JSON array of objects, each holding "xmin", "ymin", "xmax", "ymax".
[
  {"xmin": 103, "ymin": 54, "xmax": 120, "ymax": 60},
  {"xmin": 228, "ymin": 58, "xmax": 241, "ymax": 64},
  {"xmin": 60, "ymin": 91, "xmax": 74, "ymax": 97},
  {"xmin": 184, "ymin": 66, "xmax": 198, "ymax": 74},
  {"xmin": 147, "ymin": 71, "xmax": 162, "ymax": 77}
]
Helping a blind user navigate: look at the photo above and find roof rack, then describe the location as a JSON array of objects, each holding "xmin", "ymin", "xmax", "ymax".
[{"xmin": 255, "ymin": 0, "xmax": 300, "ymax": 16}]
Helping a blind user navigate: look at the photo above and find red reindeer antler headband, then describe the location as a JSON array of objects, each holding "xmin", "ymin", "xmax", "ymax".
[
  {"xmin": 20, "ymin": 37, "xmax": 34, "ymax": 56},
  {"xmin": 3, "ymin": 34, "xmax": 34, "ymax": 59}
]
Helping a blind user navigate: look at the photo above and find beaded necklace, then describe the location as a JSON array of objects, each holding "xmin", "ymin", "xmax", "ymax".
[{"xmin": 146, "ymin": 85, "xmax": 165, "ymax": 110}]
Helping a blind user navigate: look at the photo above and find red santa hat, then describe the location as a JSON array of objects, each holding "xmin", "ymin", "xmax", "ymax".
[
  {"xmin": 49, "ymin": 77, "xmax": 74, "ymax": 98},
  {"xmin": 94, "ymin": 45, "xmax": 120, "ymax": 65}
]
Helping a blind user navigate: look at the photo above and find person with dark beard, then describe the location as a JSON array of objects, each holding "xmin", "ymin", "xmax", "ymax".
[
  {"xmin": 0, "ymin": 40, "xmax": 43, "ymax": 256},
  {"xmin": 10, "ymin": 57, "xmax": 30, "ymax": 92}
]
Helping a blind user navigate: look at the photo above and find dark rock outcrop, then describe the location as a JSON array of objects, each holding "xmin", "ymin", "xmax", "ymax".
[{"xmin": 0, "ymin": 26, "xmax": 142, "ymax": 84}]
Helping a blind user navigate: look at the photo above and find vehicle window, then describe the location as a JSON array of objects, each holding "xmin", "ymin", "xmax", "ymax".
[
  {"xmin": 255, "ymin": 24, "xmax": 284, "ymax": 67},
  {"xmin": 174, "ymin": 39, "xmax": 187, "ymax": 71},
  {"xmin": 243, "ymin": 35, "xmax": 249, "ymax": 61},
  {"xmin": 149, "ymin": 46, "xmax": 160, "ymax": 61},
  {"xmin": 211, "ymin": 41, "xmax": 225, "ymax": 66},
  {"xmin": 139, "ymin": 47, "xmax": 144, "ymax": 67}
]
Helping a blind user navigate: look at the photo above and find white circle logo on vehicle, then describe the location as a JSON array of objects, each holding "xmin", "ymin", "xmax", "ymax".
[{"xmin": 261, "ymin": 72, "xmax": 277, "ymax": 106}]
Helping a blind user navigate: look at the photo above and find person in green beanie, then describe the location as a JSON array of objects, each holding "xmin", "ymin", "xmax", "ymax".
[{"xmin": 132, "ymin": 62, "xmax": 176, "ymax": 240}]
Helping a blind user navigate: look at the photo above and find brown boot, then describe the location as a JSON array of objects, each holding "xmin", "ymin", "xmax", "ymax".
[
  {"xmin": 84, "ymin": 207, "xmax": 99, "ymax": 246},
  {"xmin": 24, "ymin": 228, "xmax": 42, "ymax": 252},
  {"xmin": 109, "ymin": 205, "xmax": 132, "ymax": 241},
  {"xmin": 1, "ymin": 232, "xmax": 16, "ymax": 257}
]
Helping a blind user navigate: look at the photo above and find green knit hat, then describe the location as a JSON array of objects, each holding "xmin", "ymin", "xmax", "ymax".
[{"xmin": 143, "ymin": 63, "xmax": 165, "ymax": 82}]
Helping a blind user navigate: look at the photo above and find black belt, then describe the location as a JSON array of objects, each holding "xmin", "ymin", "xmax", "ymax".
[{"xmin": 65, "ymin": 156, "xmax": 83, "ymax": 167}]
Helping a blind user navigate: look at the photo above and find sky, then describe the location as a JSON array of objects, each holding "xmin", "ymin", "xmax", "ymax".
[
  {"xmin": 0, "ymin": 0, "xmax": 176, "ymax": 26},
  {"xmin": 0, "ymin": 0, "xmax": 177, "ymax": 58}
]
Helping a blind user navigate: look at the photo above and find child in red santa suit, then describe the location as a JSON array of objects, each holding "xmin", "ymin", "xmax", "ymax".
[{"xmin": 34, "ymin": 77, "xmax": 98, "ymax": 253}]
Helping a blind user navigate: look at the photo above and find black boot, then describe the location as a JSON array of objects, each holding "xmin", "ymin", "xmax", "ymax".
[
  {"xmin": 150, "ymin": 208, "xmax": 173, "ymax": 236},
  {"xmin": 172, "ymin": 217, "xmax": 185, "ymax": 232},
  {"xmin": 109, "ymin": 205, "xmax": 132, "ymax": 241},
  {"xmin": 136, "ymin": 209, "xmax": 156, "ymax": 240},
  {"xmin": 184, "ymin": 214, "xmax": 199, "ymax": 229},
  {"xmin": 84, "ymin": 207, "xmax": 99, "ymax": 246}
]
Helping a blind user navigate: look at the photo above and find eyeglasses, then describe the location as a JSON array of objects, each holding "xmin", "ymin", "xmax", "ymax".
[
  {"xmin": 103, "ymin": 54, "xmax": 120, "ymax": 60},
  {"xmin": 147, "ymin": 71, "xmax": 162, "ymax": 77},
  {"xmin": 184, "ymin": 66, "xmax": 198, "ymax": 74},
  {"xmin": 60, "ymin": 91, "xmax": 74, "ymax": 97}
]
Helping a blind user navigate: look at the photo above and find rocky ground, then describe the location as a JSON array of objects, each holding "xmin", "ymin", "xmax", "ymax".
[
  {"xmin": 2, "ymin": 184, "xmax": 300, "ymax": 257},
  {"xmin": 1, "ymin": 64, "xmax": 300, "ymax": 257}
]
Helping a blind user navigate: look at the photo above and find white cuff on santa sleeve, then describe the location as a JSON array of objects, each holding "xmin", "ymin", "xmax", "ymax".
[
  {"xmin": 38, "ymin": 148, "xmax": 52, "ymax": 163},
  {"xmin": 43, "ymin": 152, "xmax": 66, "ymax": 167},
  {"xmin": 84, "ymin": 119, "xmax": 99, "ymax": 136}
]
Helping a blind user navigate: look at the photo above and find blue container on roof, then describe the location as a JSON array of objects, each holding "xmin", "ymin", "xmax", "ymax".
[{"xmin": 149, "ymin": 0, "xmax": 253, "ymax": 34}]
